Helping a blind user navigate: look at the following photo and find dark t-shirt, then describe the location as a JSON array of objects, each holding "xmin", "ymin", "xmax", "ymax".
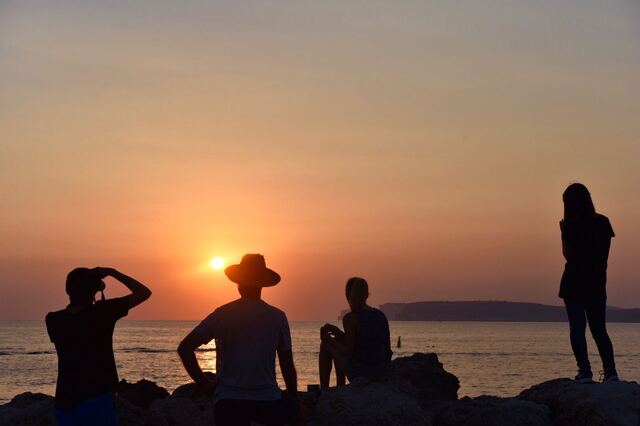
[
  {"xmin": 45, "ymin": 297, "xmax": 129, "ymax": 409},
  {"xmin": 352, "ymin": 308, "xmax": 393, "ymax": 366},
  {"xmin": 559, "ymin": 213, "xmax": 615, "ymax": 301}
]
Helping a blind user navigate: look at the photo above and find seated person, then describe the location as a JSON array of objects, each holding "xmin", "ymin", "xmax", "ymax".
[{"xmin": 319, "ymin": 277, "xmax": 392, "ymax": 388}]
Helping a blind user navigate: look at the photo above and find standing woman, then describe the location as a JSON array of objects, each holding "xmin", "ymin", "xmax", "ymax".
[{"xmin": 559, "ymin": 183, "xmax": 618, "ymax": 383}]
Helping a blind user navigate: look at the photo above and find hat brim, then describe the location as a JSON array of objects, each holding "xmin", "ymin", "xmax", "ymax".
[{"xmin": 224, "ymin": 264, "xmax": 281, "ymax": 287}]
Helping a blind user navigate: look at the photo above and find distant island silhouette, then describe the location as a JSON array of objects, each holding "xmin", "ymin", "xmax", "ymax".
[{"xmin": 341, "ymin": 301, "xmax": 640, "ymax": 322}]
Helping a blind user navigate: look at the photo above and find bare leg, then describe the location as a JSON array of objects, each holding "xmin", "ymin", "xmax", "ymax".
[
  {"xmin": 319, "ymin": 333, "xmax": 349, "ymax": 388},
  {"xmin": 335, "ymin": 362, "xmax": 346, "ymax": 386},
  {"xmin": 319, "ymin": 340, "xmax": 333, "ymax": 388}
]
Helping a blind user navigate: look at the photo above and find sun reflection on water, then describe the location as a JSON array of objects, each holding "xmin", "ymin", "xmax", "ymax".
[{"xmin": 196, "ymin": 340, "xmax": 217, "ymax": 374}]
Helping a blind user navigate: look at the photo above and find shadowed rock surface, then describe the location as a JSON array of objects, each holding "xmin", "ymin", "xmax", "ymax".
[
  {"xmin": 315, "ymin": 379, "xmax": 429, "ymax": 426},
  {"xmin": 386, "ymin": 353, "xmax": 459, "ymax": 400},
  {"xmin": 118, "ymin": 379, "xmax": 170, "ymax": 409},
  {"xmin": 430, "ymin": 396, "xmax": 551, "ymax": 426},
  {"xmin": 0, "ymin": 392, "xmax": 56, "ymax": 426},
  {"xmin": 3, "ymin": 354, "xmax": 640, "ymax": 425},
  {"xmin": 518, "ymin": 378, "xmax": 640, "ymax": 426}
]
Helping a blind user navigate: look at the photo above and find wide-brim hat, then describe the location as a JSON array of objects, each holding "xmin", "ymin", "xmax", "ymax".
[{"xmin": 224, "ymin": 254, "xmax": 281, "ymax": 287}]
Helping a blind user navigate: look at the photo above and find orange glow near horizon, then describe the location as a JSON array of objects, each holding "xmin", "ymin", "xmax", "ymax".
[{"xmin": 1, "ymin": 0, "xmax": 639, "ymax": 320}]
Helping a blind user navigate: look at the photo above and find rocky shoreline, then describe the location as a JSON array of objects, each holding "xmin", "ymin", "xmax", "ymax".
[{"xmin": 2, "ymin": 353, "xmax": 639, "ymax": 426}]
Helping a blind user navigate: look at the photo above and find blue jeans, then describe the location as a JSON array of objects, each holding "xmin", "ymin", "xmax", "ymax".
[
  {"xmin": 54, "ymin": 393, "xmax": 118, "ymax": 426},
  {"xmin": 564, "ymin": 298, "xmax": 616, "ymax": 375}
]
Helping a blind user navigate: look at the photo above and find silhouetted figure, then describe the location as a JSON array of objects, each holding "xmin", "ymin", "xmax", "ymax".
[
  {"xmin": 178, "ymin": 254, "xmax": 299, "ymax": 426},
  {"xmin": 559, "ymin": 183, "xmax": 618, "ymax": 383},
  {"xmin": 319, "ymin": 277, "xmax": 392, "ymax": 388},
  {"xmin": 45, "ymin": 267, "xmax": 152, "ymax": 426}
]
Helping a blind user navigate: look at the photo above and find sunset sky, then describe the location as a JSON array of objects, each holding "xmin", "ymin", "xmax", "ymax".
[{"xmin": 1, "ymin": 0, "xmax": 639, "ymax": 320}]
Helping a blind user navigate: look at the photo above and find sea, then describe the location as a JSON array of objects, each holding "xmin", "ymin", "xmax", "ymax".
[{"xmin": 1, "ymin": 320, "xmax": 639, "ymax": 403}]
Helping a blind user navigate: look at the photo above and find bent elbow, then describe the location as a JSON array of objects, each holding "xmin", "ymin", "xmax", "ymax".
[
  {"xmin": 177, "ymin": 341, "xmax": 188, "ymax": 357},
  {"xmin": 140, "ymin": 289, "xmax": 152, "ymax": 302}
]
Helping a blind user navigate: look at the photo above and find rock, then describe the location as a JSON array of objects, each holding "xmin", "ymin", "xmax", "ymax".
[
  {"xmin": 5, "ymin": 393, "xmax": 54, "ymax": 410},
  {"xmin": 518, "ymin": 378, "xmax": 640, "ymax": 426},
  {"xmin": 118, "ymin": 379, "xmax": 170, "ymax": 409},
  {"xmin": 431, "ymin": 396, "xmax": 552, "ymax": 426},
  {"xmin": 314, "ymin": 379, "xmax": 430, "ymax": 426},
  {"xmin": 5, "ymin": 356, "xmax": 640, "ymax": 426},
  {"xmin": 114, "ymin": 396, "xmax": 147, "ymax": 426},
  {"xmin": 170, "ymin": 372, "xmax": 217, "ymax": 401},
  {"xmin": 0, "ymin": 392, "xmax": 55, "ymax": 426},
  {"xmin": 146, "ymin": 397, "xmax": 215, "ymax": 426},
  {"xmin": 386, "ymin": 353, "xmax": 460, "ymax": 401}
]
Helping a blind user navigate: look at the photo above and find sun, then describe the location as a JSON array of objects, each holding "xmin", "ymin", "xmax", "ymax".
[{"xmin": 210, "ymin": 257, "xmax": 225, "ymax": 270}]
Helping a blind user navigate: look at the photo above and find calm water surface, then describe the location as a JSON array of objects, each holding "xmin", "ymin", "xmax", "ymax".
[{"xmin": 1, "ymin": 320, "xmax": 639, "ymax": 403}]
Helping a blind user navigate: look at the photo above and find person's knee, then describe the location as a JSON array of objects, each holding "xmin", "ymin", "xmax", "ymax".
[
  {"xmin": 569, "ymin": 325, "xmax": 586, "ymax": 337},
  {"xmin": 589, "ymin": 325, "xmax": 608, "ymax": 340},
  {"xmin": 569, "ymin": 317, "xmax": 587, "ymax": 332}
]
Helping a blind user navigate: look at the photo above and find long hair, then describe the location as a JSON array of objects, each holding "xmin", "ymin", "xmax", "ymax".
[{"xmin": 563, "ymin": 183, "xmax": 596, "ymax": 221}]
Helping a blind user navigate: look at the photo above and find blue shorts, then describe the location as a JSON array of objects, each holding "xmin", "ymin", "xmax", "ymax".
[{"xmin": 54, "ymin": 393, "xmax": 118, "ymax": 426}]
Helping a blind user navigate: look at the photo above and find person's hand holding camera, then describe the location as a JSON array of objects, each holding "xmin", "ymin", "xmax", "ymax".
[{"xmin": 93, "ymin": 267, "xmax": 116, "ymax": 280}]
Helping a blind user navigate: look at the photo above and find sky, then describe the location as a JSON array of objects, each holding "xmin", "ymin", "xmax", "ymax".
[{"xmin": 1, "ymin": 0, "xmax": 639, "ymax": 320}]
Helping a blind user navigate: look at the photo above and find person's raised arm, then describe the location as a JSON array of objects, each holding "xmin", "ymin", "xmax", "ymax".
[
  {"xmin": 277, "ymin": 348, "xmax": 298, "ymax": 396},
  {"xmin": 95, "ymin": 267, "xmax": 151, "ymax": 309},
  {"xmin": 178, "ymin": 328, "xmax": 214, "ymax": 387}
]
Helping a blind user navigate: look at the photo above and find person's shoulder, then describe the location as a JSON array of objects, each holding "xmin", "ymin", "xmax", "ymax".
[
  {"xmin": 96, "ymin": 296, "xmax": 126, "ymax": 307},
  {"xmin": 217, "ymin": 298, "xmax": 244, "ymax": 311},
  {"xmin": 45, "ymin": 310, "xmax": 65, "ymax": 324},
  {"xmin": 261, "ymin": 301, "xmax": 287, "ymax": 318},
  {"xmin": 342, "ymin": 311, "xmax": 357, "ymax": 325},
  {"xmin": 373, "ymin": 307, "xmax": 388, "ymax": 317},
  {"xmin": 374, "ymin": 308, "xmax": 390, "ymax": 323},
  {"xmin": 342, "ymin": 310, "xmax": 355, "ymax": 319},
  {"xmin": 594, "ymin": 213, "xmax": 614, "ymax": 234},
  {"xmin": 207, "ymin": 298, "xmax": 244, "ymax": 318},
  {"xmin": 95, "ymin": 296, "xmax": 129, "ymax": 312}
]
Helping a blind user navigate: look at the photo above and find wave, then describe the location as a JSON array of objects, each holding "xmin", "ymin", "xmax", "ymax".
[
  {"xmin": 118, "ymin": 347, "xmax": 173, "ymax": 353},
  {"xmin": 0, "ymin": 347, "xmax": 217, "ymax": 356},
  {"xmin": 0, "ymin": 350, "xmax": 55, "ymax": 356},
  {"xmin": 117, "ymin": 347, "xmax": 216, "ymax": 354}
]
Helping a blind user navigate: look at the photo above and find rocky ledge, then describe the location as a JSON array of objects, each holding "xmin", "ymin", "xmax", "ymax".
[{"xmin": 2, "ymin": 353, "xmax": 639, "ymax": 426}]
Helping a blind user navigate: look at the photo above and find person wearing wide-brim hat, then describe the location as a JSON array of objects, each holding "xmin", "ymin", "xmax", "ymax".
[{"xmin": 178, "ymin": 254, "xmax": 300, "ymax": 426}]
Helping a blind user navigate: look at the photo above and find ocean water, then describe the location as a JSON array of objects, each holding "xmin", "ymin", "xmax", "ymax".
[{"xmin": 1, "ymin": 320, "xmax": 639, "ymax": 403}]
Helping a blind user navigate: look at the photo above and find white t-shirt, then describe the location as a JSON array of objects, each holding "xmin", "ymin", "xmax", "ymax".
[{"xmin": 195, "ymin": 298, "xmax": 292, "ymax": 402}]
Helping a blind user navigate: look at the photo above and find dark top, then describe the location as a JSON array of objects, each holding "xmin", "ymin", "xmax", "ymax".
[
  {"xmin": 559, "ymin": 213, "xmax": 615, "ymax": 301},
  {"xmin": 45, "ymin": 297, "xmax": 129, "ymax": 409},
  {"xmin": 352, "ymin": 308, "xmax": 393, "ymax": 367}
]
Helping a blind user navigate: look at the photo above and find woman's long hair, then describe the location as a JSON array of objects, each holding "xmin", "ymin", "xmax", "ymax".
[{"xmin": 563, "ymin": 183, "xmax": 596, "ymax": 221}]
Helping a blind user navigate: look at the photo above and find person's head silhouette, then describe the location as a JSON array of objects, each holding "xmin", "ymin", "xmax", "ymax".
[
  {"xmin": 345, "ymin": 277, "xmax": 369, "ymax": 311},
  {"xmin": 563, "ymin": 183, "xmax": 595, "ymax": 221},
  {"xmin": 65, "ymin": 268, "xmax": 105, "ymax": 304}
]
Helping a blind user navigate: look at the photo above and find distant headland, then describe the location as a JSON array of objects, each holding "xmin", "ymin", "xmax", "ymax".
[{"xmin": 341, "ymin": 301, "xmax": 640, "ymax": 322}]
